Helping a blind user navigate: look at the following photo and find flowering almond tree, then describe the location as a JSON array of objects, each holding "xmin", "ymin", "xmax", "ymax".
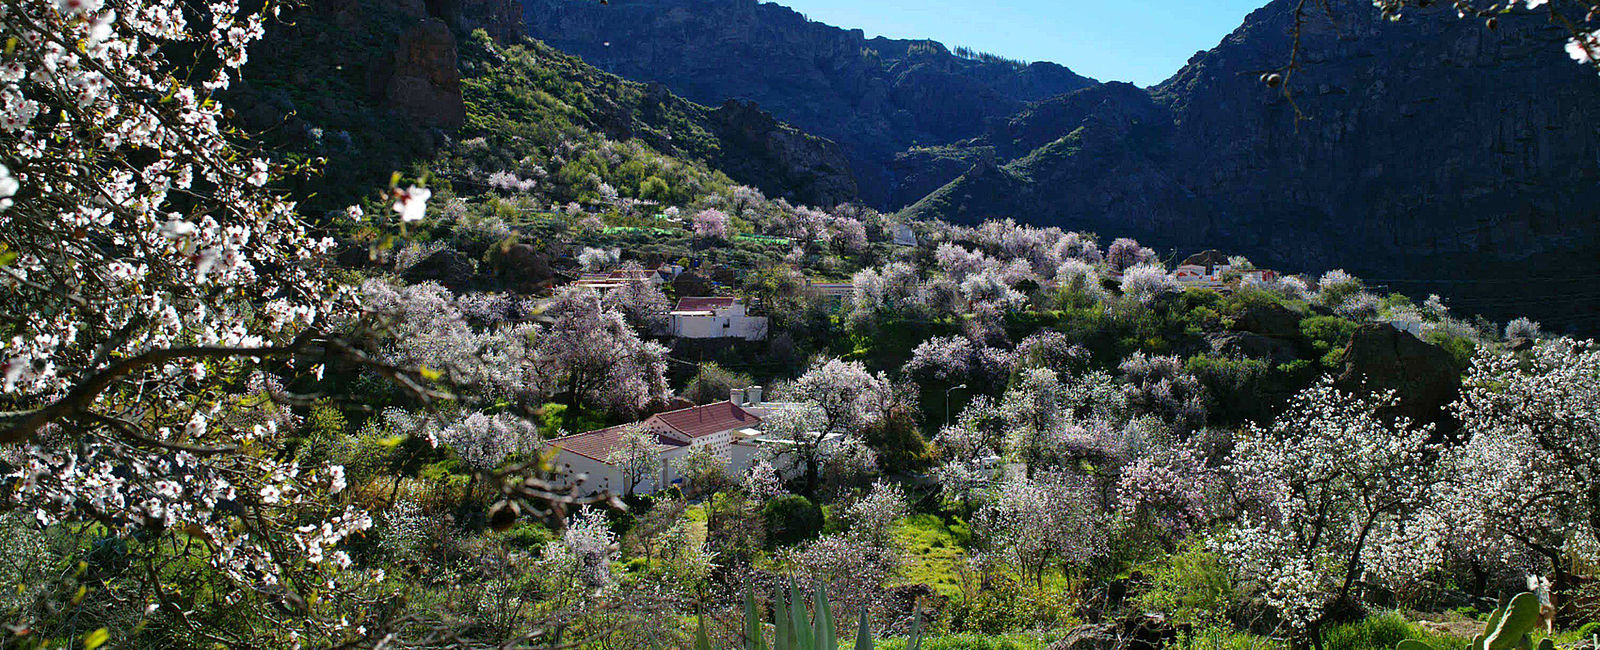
[
  {"xmin": 1220, "ymin": 379, "xmax": 1440, "ymax": 644},
  {"xmin": 1431, "ymin": 340, "xmax": 1600, "ymax": 621},
  {"xmin": 0, "ymin": 0, "xmax": 422, "ymax": 640},
  {"xmin": 971, "ymin": 471, "xmax": 1108, "ymax": 589},
  {"xmin": 607, "ymin": 425, "xmax": 662, "ymax": 498},
  {"xmin": 0, "ymin": 1, "xmax": 601, "ymax": 643},
  {"xmin": 535, "ymin": 287, "xmax": 670, "ymax": 417}
]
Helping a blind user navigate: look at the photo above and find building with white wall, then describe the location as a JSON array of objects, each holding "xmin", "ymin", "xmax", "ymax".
[
  {"xmin": 571, "ymin": 265, "xmax": 683, "ymax": 292},
  {"xmin": 549, "ymin": 394, "xmax": 765, "ymax": 496},
  {"xmin": 1172, "ymin": 250, "xmax": 1232, "ymax": 288},
  {"xmin": 670, "ymin": 297, "xmax": 768, "ymax": 341}
]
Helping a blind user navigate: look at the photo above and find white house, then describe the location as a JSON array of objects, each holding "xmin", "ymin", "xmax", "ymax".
[
  {"xmin": 1172, "ymin": 250, "xmax": 1232, "ymax": 288},
  {"xmin": 892, "ymin": 224, "xmax": 918, "ymax": 247},
  {"xmin": 549, "ymin": 395, "xmax": 765, "ymax": 496},
  {"xmin": 670, "ymin": 297, "xmax": 768, "ymax": 341},
  {"xmin": 570, "ymin": 265, "xmax": 684, "ymax": 292}
]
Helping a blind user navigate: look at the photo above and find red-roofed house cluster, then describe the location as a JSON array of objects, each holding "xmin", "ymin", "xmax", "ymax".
[
  {"xmin": 549, "ymin": 387, "xmax": 781, "ymax": 495},
  {"xmin": 1171, "ymin": 250, "xmax": 1279, "ymax": 291}
]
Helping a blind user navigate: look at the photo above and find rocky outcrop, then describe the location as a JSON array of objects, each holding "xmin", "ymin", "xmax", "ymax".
[
  {"xmin": 1209, "ymin": 332, "xmax": 1300, "ymax": 366},
  {"xmin": 1048, "ymin": 614, "xmax": 1185, "ymax": 650},
  {"xmin": 425, "ymin": 0, "xmax": 525, "ymax": 42},
  {"xmin": 522, "ymin": 0, "xmax": 1096, "ymax": 207},
  {"xmin": 376, "ymin": 18, "xmax": 467, "ymax": 128},
  {"xmin": 1336, "ymin": 323, "xmax": 1463, "ymax": 432},
  {"xmin": 1232, "ymin": 300, "xmax": 1304, "ymax": 340},
  {"xmin": 708, "ymin": 99, "xmax": 858, "ymax": 208},
  {"xmin": 902, "ymin": 0, "xmax": 1600, "ymax": 331},
  {"xmin": 497, "ymin": 243, "xmax": 554, "ymax": 290},
  {"xmin": 541, "ymin": 57, "xmax": 859, "ymax": 206},
  {"xmin": 402, "ymin": 248, "xmax": 476, "ymax": 289}
]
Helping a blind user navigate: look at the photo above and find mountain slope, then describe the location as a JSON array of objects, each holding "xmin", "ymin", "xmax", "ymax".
[
  {"xmin": 232, "ymin": 0, "xmax": 856, "ymax": 211},
  {"xmin": 903, "ymin": 0, "xmax": 1600, "ymax": 330},
  {"xmin": 522, "ymin": 0, "xmax": 1097, "ymax": 207}
]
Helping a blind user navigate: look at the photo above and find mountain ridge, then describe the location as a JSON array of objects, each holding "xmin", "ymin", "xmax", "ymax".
[
  {"xmin": 522, "ymin": 0, "xmax": 1098, "ymax": 207},
  {"xmin": 902, "ymin": 0, "xmax": 1600, "ymax": 330}
]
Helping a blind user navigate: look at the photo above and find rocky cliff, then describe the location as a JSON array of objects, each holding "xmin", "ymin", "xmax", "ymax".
[
  {"xmin": 903, "ymin": 0, "xmax": 1600, "ymax": 330},
  {"xmin": 235, "ymin": 0, "xmax": 856, "ymax": 209},
  {"xmin": 522, "ymin": 0, "xmax": 1097, "ymax": 207}
]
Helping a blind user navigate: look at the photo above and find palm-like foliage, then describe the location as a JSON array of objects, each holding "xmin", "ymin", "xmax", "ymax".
[{"xmin": 694, "ymin": 582, "xmax": 923, "ymax": 650}]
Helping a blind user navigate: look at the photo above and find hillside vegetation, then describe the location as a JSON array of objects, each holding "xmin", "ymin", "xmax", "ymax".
[{"xmin": 1, "ymin": 0, "xmax": 1597, "ymax": 649}]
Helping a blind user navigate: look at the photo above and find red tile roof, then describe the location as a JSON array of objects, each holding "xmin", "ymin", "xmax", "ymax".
[
  {"xmin": 653, "ymin": 401, "xmax": 761, "ymax": 439},
  {"xmin": 675, "ymin": 297, "xmax": 737, "ymax": 312},
  {"xmin": 551, "ymin": 425, "xmax": 687, "ymax": 463}
]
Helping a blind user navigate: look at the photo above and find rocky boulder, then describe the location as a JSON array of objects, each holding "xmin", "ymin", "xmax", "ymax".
[
  {"xmin": 401, "ymin": 248, "xmax": 476, "ymax": 289},
  {"xmin": 1049, "ymin": 614, "xmax": 1184, "ymax": 650},
  {"xmin": 1209, "ymin": 332, "xmax": 1300, "ymax": 366},
  {"xmin": 1336, "ymin": 323, "xmax": 1463, "ymax": 432},
  {"xmin": 498, "ymin": 243, "xmax": 554, "ymax": 289},
  {"xmin": 376, "ymin": 19, "xmax": 466, "ymax": 128},
  {"xmin": 1232, "ymin": 300, "xmax": 1304, "ymax": 340}
]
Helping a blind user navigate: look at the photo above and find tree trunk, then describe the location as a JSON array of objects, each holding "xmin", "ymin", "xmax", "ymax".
[
  {"xmin": 803, "ymin": 453, "xmax": 820, "ymax": 498},
  {"xmin": 706, "ymin": 491, "xmax": 717, "ymax": 537},
  {"xmin": 388, "ymin": 473, "xmax": 402, "ymax": 508},
  {"xmin": 1553, "ymin": 561, "xmax": 1578, "ymax": 626},
  {"xmin": 566, "ymin": 369, "xmax": 583, "ymax": 414}
]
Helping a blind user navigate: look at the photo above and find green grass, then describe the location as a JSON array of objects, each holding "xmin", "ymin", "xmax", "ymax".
[
  {"xmin": 1179, "ymin": 627, "xmax": 1288, "ymax": 650},
  {"xmin": 1176, "ymin": 613, "xmax": 1495, "ymax": 650},
  {"xmin": 1325, "ymin": 613, "xmax": 1471, "ymax": 650},
  {"xmin": 892, "ymin": 514, "xmax": 968, "ymax": 598},
  {"xmin": 880, "ymin": 632, "xmax": 1056, "ymax": 650}
]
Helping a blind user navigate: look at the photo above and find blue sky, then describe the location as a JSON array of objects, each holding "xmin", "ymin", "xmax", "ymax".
[{"xmin": 779, "ymin": 0, "xmax": 1269, "ymax": 86}]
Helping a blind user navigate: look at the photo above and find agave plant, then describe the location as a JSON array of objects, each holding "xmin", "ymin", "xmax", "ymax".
[
  {"xmin": 1396, "ymin": 592, "xmax": 1550, "ymax": 650},
  {"xmin": 694, "ymin": 581, "xmax": 924, "ymax": 650}
]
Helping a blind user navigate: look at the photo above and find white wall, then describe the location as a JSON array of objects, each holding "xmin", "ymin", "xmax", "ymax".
[
  {"xmin": 672, "ymin": 314, "xmax": 769, "ymax": 340},
  {"xmin": 551, "ymin": 450, "xmax": 626, "ymax": 495},
  {"xmin": 554, "ymin": 428, "xmax": 751, "ymax": 496}
]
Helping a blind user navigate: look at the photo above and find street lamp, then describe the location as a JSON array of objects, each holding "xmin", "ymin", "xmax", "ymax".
[{"xmin": 944, "ymin": 383, "xmax": 968, "ymax": 426}]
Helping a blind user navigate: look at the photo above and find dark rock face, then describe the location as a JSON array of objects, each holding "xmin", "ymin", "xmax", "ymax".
[
  {"xmin": 901, "ymin": 0, "xmax": 1600, "ymax": 331},
  {"xmin": 1232, "ymin": 300, "xmax": 1304, "ymax": 340},
  {"xmin": 1209, "ymin": 332, "xmax": 1300, "ymax": 366},
  {"xmin": 402, "ymin": 248, "xmax": 477, "ymax": 289},
  {"xmin": 707, "ymin": 99, "xmax": 859, "ymax": 208},
  {"xmin": 498, "ymin": 244, "xmax": 554, "ymax": 289},
  {"xmin": 522, "ymin": 0, "xmax": 1096, "ymax": 207},
  {"xmin": 1337, "ymin": 323, "xmax": 1463, "ymax": 432},
  {"xmin": 431, "ymin": 0, "xmax": 525, "ymax": 42},
  {"xmin": 378, "ymin": 19, "xmax": 467, "ymax": 128}
]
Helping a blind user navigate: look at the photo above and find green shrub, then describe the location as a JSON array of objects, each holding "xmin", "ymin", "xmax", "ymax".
[
  {"xmin": 1134, "ymin": 541, "xmax": 1240, "ymax": 628},
  {"xmin": 1577, "ymin": 622, "xmax": 1600, "ymax": 641},
  {"xmin": 535, "ymin": 402, "xmax": 608, "ymax": 439},
  {"xmin": 1180, "ymin": 627, "xmax": 1287, "ymax": 650},
  {"xmin": 501, "ymin": 522, "xmax": 554, "ymax": 551},
  {"xmin": 763, "ymin": 495, "xmax": 825, "ymax": 548},
  {"xmin": 1324, "ymin": 614, "xmax": 1414, "ymax": 650},
  {"xmin": 881, "ymin": 633, "xmax": 1051, "ymax": 650},
  {"xmin": 946, "ymin": 575, "xmax": 1075, "ymax": 636},
  {"xmin": 1301, "ymin": 315, "xmax": 1358, "ymax": 369},
  {"xmin": 1320, "ymin": 613, "xmax": 1469, "ymax": 650}
]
